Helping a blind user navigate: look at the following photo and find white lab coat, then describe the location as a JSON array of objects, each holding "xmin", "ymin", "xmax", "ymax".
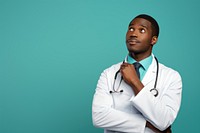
[{"xmin": 92, "ymin": 55, "xmax": 182, "ymax": 133}]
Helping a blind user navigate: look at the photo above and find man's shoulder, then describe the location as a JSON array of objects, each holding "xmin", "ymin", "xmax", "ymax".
[
  {"xmin": 159, "ymin": 62, "xmax": 181, "ymax": 77},
  {"xmin": 103, "ymin": 62, "xmax": 122, "ymax": 73}
]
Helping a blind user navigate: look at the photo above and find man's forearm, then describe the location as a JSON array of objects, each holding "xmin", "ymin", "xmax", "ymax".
[{"xmin": 146, "ymin": 121, "xmax": 172, "ymax": 133}]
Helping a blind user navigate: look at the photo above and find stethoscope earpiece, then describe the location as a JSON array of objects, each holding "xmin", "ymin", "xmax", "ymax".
[{"xmin": 110, "ymin": 90, "xmax": 123, "ymax": 94}]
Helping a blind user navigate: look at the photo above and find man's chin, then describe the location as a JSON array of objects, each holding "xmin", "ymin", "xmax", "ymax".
[{"xmin": 127, "ymin": 49, "xmax": 140, "ymax": 55}]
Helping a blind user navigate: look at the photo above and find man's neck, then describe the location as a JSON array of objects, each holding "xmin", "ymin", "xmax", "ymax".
[{"xmin": 130, "ymin": 53, "xmax": 152, "ymax": 62}]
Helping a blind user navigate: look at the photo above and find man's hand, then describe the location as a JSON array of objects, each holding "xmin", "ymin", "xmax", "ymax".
[{"xmin": 120, "ymin": 63, "xmax": 144, "ymax": 95}]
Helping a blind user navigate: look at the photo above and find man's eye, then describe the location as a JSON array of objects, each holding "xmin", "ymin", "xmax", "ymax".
[
  {"xmin": 140, "ymin": 29, "xmax": 146, "ymax": 33},
  {"xmin": 129, "ymin": 28, "xmax": 134, "ymax": 31}
]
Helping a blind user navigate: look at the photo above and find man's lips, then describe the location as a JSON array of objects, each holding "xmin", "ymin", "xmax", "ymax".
[{"xmin": 127, "ymin": 39, "xmax": 140, "ymax": 44}]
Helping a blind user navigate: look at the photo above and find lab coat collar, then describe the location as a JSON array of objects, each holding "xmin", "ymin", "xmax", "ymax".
[{"xmin": 141, "ymin": 54, "xmax": 157, "ymax": 86}]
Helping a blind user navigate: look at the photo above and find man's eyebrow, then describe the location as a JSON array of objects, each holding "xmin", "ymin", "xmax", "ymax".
[{"xmin": 140, "ymin": 24, "xmax": 148, "ymax": 29}]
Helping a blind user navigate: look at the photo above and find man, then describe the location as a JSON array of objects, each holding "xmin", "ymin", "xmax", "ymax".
[{"xmin": 92, "ymin": 14, "xmax": 182, "ymax": 133}]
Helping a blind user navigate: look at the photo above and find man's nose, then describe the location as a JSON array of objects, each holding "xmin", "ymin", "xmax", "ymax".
[{"xmin": 129, "ymin": 31, "xmax": 137, "ymax": 38}]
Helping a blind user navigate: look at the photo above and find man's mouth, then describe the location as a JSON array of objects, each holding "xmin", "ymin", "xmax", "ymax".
[{"xmin": 127, "ymin": 39, "xmax": 140, "ymax": 44}]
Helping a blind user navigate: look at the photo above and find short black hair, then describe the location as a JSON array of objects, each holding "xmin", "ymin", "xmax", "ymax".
[{"xmin": 129, "ymin": 14, "xmax": 160, "ymax": 37}]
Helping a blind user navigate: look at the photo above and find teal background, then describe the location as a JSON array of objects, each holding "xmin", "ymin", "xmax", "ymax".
[{"xmin": 0, "ymin": 0, "xmax": 199, "ymax": 132}]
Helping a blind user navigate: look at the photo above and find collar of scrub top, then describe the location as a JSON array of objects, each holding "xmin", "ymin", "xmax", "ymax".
[{"xmin": 126, "ymin": 54, "xmax": 153, "ymax": 80}]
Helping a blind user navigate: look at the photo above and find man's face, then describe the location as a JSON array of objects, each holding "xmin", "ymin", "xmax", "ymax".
[{"xmin": 126, "ymin": 18, "xmax": 157, "ymax": 57}]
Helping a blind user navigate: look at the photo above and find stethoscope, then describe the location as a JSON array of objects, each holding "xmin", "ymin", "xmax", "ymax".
[{"xmin": 110, "ymin": 56, "xmax": 159, "ymax": 97}]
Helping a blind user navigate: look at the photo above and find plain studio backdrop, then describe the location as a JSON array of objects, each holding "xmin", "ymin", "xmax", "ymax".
[{"xmin": 0, "ymin": 0, "xmax": 199, "ymax": 132}]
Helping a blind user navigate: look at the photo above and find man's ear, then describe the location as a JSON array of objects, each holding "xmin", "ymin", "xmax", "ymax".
[{"xmin": 151, "ymin": 36, "xmax": 158, "ymax": 46}]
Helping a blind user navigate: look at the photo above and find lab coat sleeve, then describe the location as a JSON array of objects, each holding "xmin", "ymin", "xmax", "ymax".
[
  {"xmin": 130, "ymin": 70, "xmax": 182, "ymax": 131},
  {"xmin": 92, "ymin": 69, "xmax": 146, "ymax": 133}
]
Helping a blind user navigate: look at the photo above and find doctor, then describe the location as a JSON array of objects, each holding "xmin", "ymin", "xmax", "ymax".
[{"xmin": 92, "ymin": 14, "xmax": 182, "ymax": 133}]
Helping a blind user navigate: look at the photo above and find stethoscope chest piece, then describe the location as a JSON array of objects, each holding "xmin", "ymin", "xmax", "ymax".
[{"xmin": 150, "ymin": 88, "xmax": 158, "ymax": 97}]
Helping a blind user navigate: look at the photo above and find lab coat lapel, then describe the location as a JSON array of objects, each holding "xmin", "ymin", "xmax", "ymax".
[{"xmin": 142, "ymin": 57, "xmax": 157, "ymax": 86}]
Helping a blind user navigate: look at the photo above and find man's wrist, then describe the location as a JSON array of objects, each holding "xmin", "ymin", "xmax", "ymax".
[{"xmin": 130, "ymin": 79, "xmax": 144, "ymax": 95}]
